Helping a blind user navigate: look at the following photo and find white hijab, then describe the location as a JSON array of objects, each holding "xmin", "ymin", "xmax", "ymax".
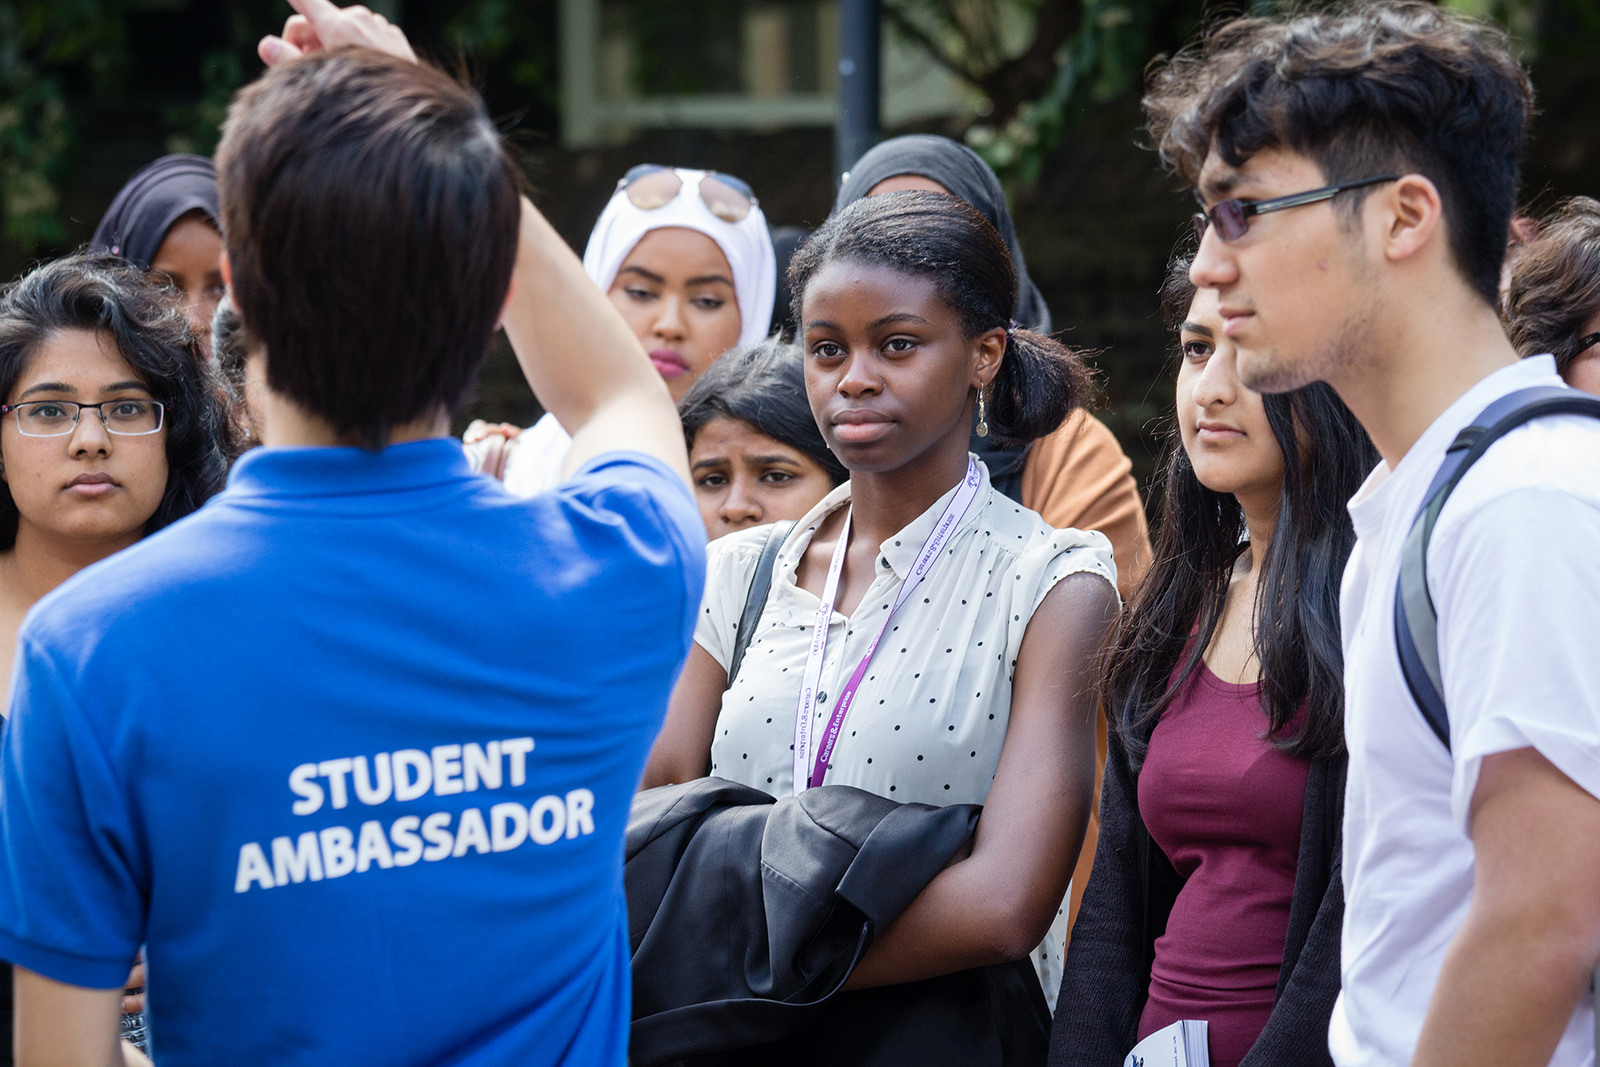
[{"xmin": 582, "ymin": 167, "xmax": 776, "ymax": 350}]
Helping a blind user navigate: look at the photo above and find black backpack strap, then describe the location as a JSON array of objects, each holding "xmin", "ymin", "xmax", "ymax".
[
  {"xmin": 1394, "ymin": 386, "xmax": 1600, "ymax": 749},
  {"xmin": 726, "ymin": 521, "xmax": 795, "ymax": 689},
  {"xmin": 969, "ymin": 430, "xmax": 1032, "ymax": 507}
]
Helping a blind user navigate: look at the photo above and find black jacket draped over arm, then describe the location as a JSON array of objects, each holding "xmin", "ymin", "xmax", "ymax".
[{"xmin": 627, "ymin": 778, "xmax": 1052, "ymax": 1067}]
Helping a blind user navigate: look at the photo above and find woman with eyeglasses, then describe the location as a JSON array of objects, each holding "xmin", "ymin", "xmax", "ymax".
[
  {"xmin": 0, "ymin": 251, "xmax": 227, "ymax": 1058},
  {"xmin": 640, "ymin": 191, "xmax": 1117, "ymax": 1056},
  {"xmin": 466, "ymin": 165, "xmax": 775, "ymax": 494},
  {"xmin": 1050, "ymin": 254, "xmax": 1374, "ymax": 1067}
]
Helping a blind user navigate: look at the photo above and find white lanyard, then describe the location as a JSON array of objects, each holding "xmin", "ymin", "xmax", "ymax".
[{"xmin": 791, "ymin": 457, "xmax": 982, "ymax": 793}]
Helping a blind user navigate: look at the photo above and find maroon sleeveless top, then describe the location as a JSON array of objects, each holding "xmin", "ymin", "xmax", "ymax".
[{"xmin": 1135, "ymin": 661, "xmax": 1310, "ymax": 1067}]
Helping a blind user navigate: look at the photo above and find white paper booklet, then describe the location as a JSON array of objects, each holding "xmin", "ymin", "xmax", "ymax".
[{"xmin": 1123, "ymin": 1019, "xmax": 1210, "ymax": 1067}]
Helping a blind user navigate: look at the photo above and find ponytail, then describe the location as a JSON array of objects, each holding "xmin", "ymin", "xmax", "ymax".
[{"xmin": 986, "ymin": 326, "xmax": 1094, "ymax": 445}]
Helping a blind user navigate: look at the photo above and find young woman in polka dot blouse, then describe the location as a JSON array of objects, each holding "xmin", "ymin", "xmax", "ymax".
[{"xmin": 644, "ymin": 191, "xmax": 1119, "ymax": 1001}]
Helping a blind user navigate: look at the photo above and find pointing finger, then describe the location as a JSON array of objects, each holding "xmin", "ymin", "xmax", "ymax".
[
  {"xmin": 258, "ymin": 34, "xmax": 305, "ymax": 66},
  {"xmin": 281, "ymin": 14, "xmax": 320, "ymax": 51},
  {"xmin": 278, "ymin": 0, "xmax": 418, "ymax": 64},
  {"xmin": 286, "ymin": 0, "xmax": 344, "ymax": 25}
]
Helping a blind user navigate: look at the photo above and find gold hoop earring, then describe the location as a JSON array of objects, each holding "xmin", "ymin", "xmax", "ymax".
[{"xmin": 975, "ymin": 390, "xmax": 990, "ymax": 438}]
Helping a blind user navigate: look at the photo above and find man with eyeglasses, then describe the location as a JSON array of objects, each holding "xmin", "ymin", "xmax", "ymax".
[
  {"xmin": 1144, "ymin": 4, "xmax": 1600, "ymax": 1067},
  {"xmin": 0, "ymin": 3, "xmax": 702, "ymax": 1066}
]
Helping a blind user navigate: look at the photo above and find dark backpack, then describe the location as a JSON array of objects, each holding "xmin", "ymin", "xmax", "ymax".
[
  {"xmin": 1394, "ymin": 385, "xmax": 1600, "ymax": 748},
  {"xmin": 1392, "ymin": 384, "xmax": 1600, "ymax": 1036},
  {"xmin": 726, "ymin": 521, "xmax": 795, "ymax": 689}
]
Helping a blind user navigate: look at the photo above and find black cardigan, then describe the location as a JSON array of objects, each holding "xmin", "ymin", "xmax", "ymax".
[{"xmin": 1049, "ymin": 725, "xmax": 1346, "ymax": 1067}]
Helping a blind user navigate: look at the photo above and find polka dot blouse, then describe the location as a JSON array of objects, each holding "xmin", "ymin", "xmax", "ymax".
[{"xmin": 696, "ymin": 459, "xmax": 1117, "ymax": 803}]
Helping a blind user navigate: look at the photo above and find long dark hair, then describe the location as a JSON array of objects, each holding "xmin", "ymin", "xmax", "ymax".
[
  {"xmin": 678, "ymin": 337, "xmax": 849, "ymax": 486},
  {"xmin": 0, "ymin": 252, "xmax": 229, "ymax": 549},
  {"xmin": 787, "ymin": 191, "xmax": 1091, "ymax": 446},
  {"xmin": 1103, "ymin": 254, "xmax": 1377, "ymax": 769}
]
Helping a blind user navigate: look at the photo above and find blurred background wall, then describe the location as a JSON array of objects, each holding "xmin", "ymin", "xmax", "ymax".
[{"xmin": 4, "ymin": 0, "xmax": 1597, "ymax": 488}]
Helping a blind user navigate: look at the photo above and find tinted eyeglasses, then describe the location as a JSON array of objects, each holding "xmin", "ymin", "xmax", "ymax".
[
  {"xmin": 1579, "ymin": 332, "xmax": 1600, "ymax": 353},
  {"xmin": 618, "ymin": 164, "xmax": 758, "ymax": 224},
  {"xmin": 1193, "ymin": 175, "xmax": 1400, "ymax": 244}
]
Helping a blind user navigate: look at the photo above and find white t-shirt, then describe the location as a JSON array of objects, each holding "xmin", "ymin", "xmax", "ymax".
[
  {"xmin": 1331, "ymin": 356, "xmax": 1600, "ymax": 1067},
  {"xmin": 462, "ymin": 413, "xmax": 572, "ymax": 498},
  {"xmin": 694, "ymin": 460, "xmax": 1117, "ymax": 1005}
]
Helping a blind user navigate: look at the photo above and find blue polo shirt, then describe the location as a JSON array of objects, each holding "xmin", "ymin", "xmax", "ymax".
[{"xmin": 0, "ymin": 439, "xmax": 704, "ymax": 1066}]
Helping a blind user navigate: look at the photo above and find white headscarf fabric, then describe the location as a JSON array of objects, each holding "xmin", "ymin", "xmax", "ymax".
[{"xmin": 582, "ymin": 167, "xmax": 776, "ymax": 351}]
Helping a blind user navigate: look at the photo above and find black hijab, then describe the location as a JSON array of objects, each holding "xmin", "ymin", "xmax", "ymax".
[
  {"xmin": 90, "ymin": 155, "xmax": 220, "ymax": 271},
  {"xmin": 834, "ymin": 134, "xmax": 1051, "ymax": 332},
  {"xmin": 834, "ymin": 135, "xmax": 1050, "ymax": 498}
]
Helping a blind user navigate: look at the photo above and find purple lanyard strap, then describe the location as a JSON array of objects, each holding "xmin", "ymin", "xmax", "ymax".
[{"xmin": 792, "ymin": 458, "xmax": 982, "ymax": 793}]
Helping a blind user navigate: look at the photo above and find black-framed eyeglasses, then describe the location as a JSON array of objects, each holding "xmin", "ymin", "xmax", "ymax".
[
  {"xmin": 0, "ymin": 399, "xmax": 166, "ymax": 437},
  {"xmin": 1193, "ymin": 175, "xmax": 1401, "ymax": 244},
  {"xmin": 617, "ymin": 164, "xmax": 758, "ymax": 223},
  {"xmin": 1579, "ymin": 332, "xmax": 1600, "ymax": 353}
]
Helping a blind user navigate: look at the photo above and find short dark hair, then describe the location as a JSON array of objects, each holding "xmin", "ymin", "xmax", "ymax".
[
  {"xmin": 210, "ymin": 294, "xmax": 259, "ymax": 454},
  {"xmin": 1503, "ymin": 197, "xmax": 1600, "ymax": 373},
  {"xmin": 1144, "ymin": 0, "xmax": 1533, "ymax": 306},
  {"xmin": 215, "ymin": 49, "xmax": 521, "ymax": 449},
  {"xmin": 0, "ymin": 252, "xmax": 228, "ymax": 549},
  {"xmin": 787, "ymin": 191, "xmax": 1092, "ymax": 445},
  {"xmin": 678, "ymin": 337, "xmax": 849, "ymax": 486},
  {"xmin": 211, "ymin": 293, "xmax": 248, "ymax": 391}
]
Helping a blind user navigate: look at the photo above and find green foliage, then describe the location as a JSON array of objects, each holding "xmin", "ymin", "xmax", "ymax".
[
  {"xmin": 893, "ymin": 0, "xmax": 1579, "ymax": 189},
  {"xmin": 163, "ymin": 0, "xmax": 285, "ymax": 157},
  {"xmin": 884, "ymin": 0, "xmax": 1209, "ymax": 186},
  {"xmin": 965, "ymin": 0, "xmax": 1175, "ymax": 187},
  {"xmin": 0, "ymin": 0, "xmax": 131, "ymax": 247},
  {"xmin": 0, "ymin": 74, "xmax": 70, "ymax": 247},
  {"xmin": 164, "ymin": 50, "xmax": 246, "ymax": 158},
  {"xmin": 0, "ymin": 0, "xmax": 574, "ymax": 265},
  {"xmin": 6, "ymin": 0, "xmax": 131, "ymax": 90},
  {"xmin": 620, "ymin": 0, "xmax": 743, "ymax": 96},
  {"xmin": 445, "ymin": 0, "xmax": 560, "ymax": 111}
]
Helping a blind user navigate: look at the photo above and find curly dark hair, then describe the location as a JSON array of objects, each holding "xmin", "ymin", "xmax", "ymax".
[
  {"xmin": 0, "ymin": 252, "xmax": 229, "ymax": 549},
  {"xmin": 787, "ymin": 191, "xmax": 1092, "ymax": 446},
  {"xmin": 1143, "ymin": 0, "xmax": 1533, "ymax": 306},
  {"xmin": 1502, "ymin": 197, "xmax": 1600, "ymax": 374}
]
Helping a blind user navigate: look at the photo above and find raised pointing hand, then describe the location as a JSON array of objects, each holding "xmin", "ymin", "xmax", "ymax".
[{"xmin": 258, "ymin": 0, "xmax": 417, "ymax": 67}]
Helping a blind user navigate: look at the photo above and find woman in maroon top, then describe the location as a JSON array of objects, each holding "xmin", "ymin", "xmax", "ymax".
[{"xmin": 1050, "ymin": 256, "xmax": 1376, "ymax": 1067}]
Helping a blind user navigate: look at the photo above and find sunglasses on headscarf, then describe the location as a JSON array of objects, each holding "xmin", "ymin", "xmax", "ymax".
[{"xmin": 617, "ymin": 165, "xmax": 758, "ymax": 224}]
